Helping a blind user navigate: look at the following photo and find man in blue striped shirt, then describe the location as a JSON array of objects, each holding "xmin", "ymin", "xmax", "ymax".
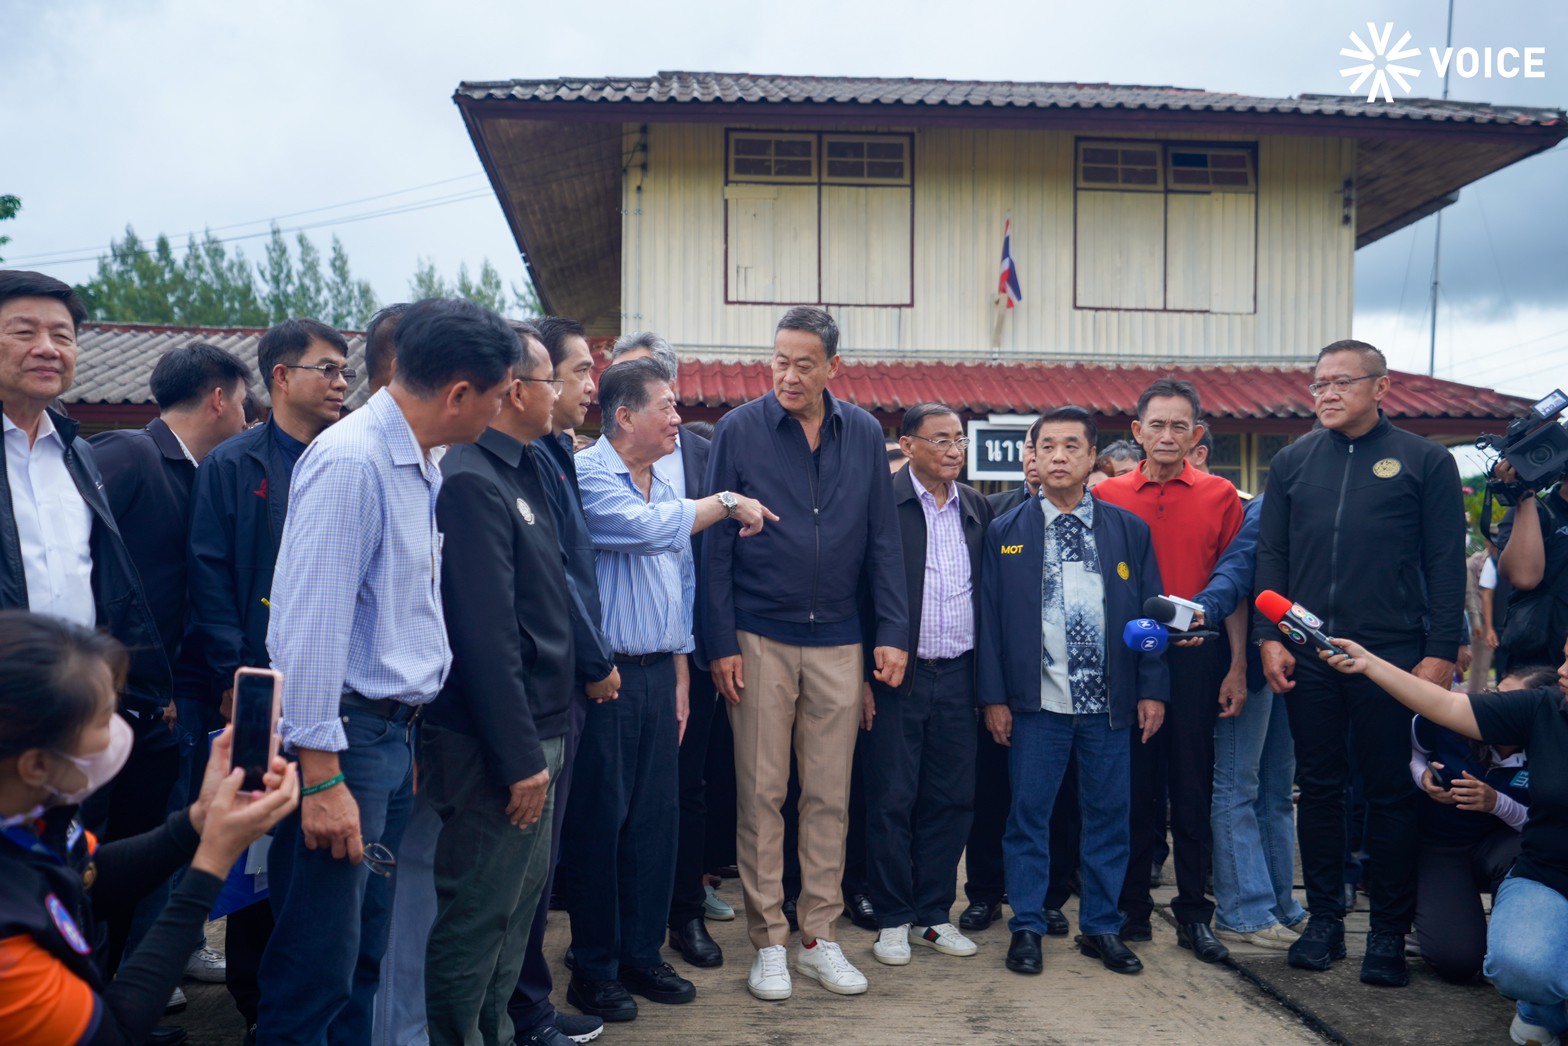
[
  {"xmin": 257, "ymin": 298, "xmax": 520, "ymax": 1046},
  {"xmin": 561, "ymin": 357, "xmax": 773, "ymax": 1024}
]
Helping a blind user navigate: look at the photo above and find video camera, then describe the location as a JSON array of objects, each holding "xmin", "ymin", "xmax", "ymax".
[{"xmin": 1476, "ymin": 389, "xmax": 1568, "ymax": 537}]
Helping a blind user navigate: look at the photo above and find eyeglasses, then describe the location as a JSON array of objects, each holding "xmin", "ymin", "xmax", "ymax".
[
  {"xmin": 362, "ymin": 841, "xmax": 396, "ymax": 878},
  {"xmin": 909, "ymin": 436, "xmax": 971, "ymax": 452},
  {"xmin": 284, "ymin": 363, "xmax": 356, "ymax": 384},
  {"xmin": 1307, "ymin": 374, "xmax": 1381, "ymax": 398},
  {"xmin": 518, "ymin": 377, "xmax": 564, "ymax": 393}
]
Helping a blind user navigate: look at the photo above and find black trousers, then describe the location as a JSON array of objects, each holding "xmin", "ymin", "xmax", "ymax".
[
  {"xmin": 864, "ymin": 656, "xmax": 977, "ymax": 928},
  {"xmin": 1121, "ymin": 641, "xmax": 1225, "ymax": 927},
  {"xmin": 1285, "ymin": 643, "xmax": 1424, "ymax": 933},
  {"xmin": 669, "ymin": 665, "xmax": 722, "ymax": 928},
  {"xmin": 704, "ymin": 695, "xmax": 738, "ymax": 871},
  {"xmin": 1414, "ymin": 827, "xmax": 1522, "ymax": 983},
  {"xmin": 963, "ymin": 716, "xmax": 1081, "ymax": 910}
]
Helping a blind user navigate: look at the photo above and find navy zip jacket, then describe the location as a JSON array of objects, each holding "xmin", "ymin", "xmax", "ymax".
[
  {"xmin": 532, "ymin": 432, "xmax": 615, "ymax": 686},
  {"xmin": 703, "ymin": 388, "xmax": 907, "ymax": 659},
  {"xmin": 1194, "ymin": 494, "xmax": 1266, "ymax": 694},
  {"xmin": 976, "ymin": 494, "xmax": 1169, "ymax": 730}
]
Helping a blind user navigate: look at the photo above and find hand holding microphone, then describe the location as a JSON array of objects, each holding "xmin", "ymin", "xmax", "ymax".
[
  {"xmin": 1255, "ymin": 590, "xmax": 1337, "ymax": 655},
  {"xmin": 1142, "ymin": 595, "xmax": 1220, "ymax": 642}
]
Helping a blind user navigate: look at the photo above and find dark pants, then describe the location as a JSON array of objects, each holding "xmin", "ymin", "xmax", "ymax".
[
  {"xmin": 225, "ymin": 901, "xmax": 274, "ymax": 1026},
  {"xmin": 255, "ymin": 708, "xmax": 415, "ymax": 1046},
  {"xmin": 560, "ymin": 656, "xmax": 680, "ymax": 980},
  {"xmin": 507, "ymin": 692, "xmax": 588, "ymax": 1034},
  {"xmin": 964, "ymin": 717, "xmax": 1080, "ymax": 910},
  {"xmin": 423, "ymin": 724, "xmax": 566, "ymax": 1046},
  {"xmin": 1121, "ymin": 642, "xmax": 1225, "ymax": 927},
  {"xmin": 669, "ymin": 666, "xmax": 721, "ymax": 928},
  {"xmin": 864, "ymin": 656, "xmax": 978, "ymax": 928},
  {"xmin": 1415, "ymin": 827, "xmax": 1522, "ymax": 984},
  {"xmin": 1286, "ymin": 645, "xmax": 1424, "ymax": 934},
  {"xmin": 704, "ymin": 695, "xmax": 739, "ymax": 871}
]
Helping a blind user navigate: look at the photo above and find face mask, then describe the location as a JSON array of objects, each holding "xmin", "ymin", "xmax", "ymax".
[{"xmin": 47, "ymin": 714, "xmax": 133, "ymax": 806}]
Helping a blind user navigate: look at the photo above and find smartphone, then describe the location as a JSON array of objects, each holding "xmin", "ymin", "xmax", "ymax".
[
  {"xmin": 231, "ymin": 668, "xmax": 282, "ymax": 791},
  {"xmin": 1427, "ymin": 761, "xmax": 1454, "ymax": 791}
]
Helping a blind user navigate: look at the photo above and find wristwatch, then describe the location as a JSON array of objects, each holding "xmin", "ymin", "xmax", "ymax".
[{"xmin": 718, "ymin": 491, "xmax": 738, "ymax": 517}]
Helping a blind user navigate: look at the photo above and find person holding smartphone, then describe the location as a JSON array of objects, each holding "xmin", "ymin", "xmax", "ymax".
[
  {"xmin": 0, "ymin": 610, "xmax": 298, "ymax": 1046},
  {"xmin": 1320, "ymin": 635, "xmax": 1568, "ymax": 1046}
]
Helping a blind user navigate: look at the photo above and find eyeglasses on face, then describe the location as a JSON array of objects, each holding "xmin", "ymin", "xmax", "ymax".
[
  {"xmin": 284, "ymin": 363, "xmax": 356, "ymax": 383},
  {"xmin": 909, "ymin": 435, "xmax": 972, "ymax": 452},
  {"xmin": 518, "ymin": 377, "xmax": 564, "ymax": 393},
  {"xmin": 1307, "ymin": 374, "xmax": 1381, "ymax": 398}
]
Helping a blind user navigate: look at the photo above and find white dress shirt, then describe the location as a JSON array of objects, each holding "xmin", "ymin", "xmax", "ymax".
[{"xmin": 3, "ymin": 411, "xmax": 94, "ymax": 626}]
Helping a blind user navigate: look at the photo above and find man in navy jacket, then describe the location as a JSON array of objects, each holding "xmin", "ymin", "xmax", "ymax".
[{"xmin": 977, "ymin": 406, "xmax": 1167, "ymax": 978}]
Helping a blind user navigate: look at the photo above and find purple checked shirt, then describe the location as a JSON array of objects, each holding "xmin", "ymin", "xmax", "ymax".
[{"xmin": 915, "ymin": 480, "xmax": 974, "ymax": 660}]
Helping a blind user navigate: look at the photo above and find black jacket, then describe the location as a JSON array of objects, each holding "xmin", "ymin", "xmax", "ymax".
[
  {"xmin": 704, "ymin": 389, "xmax": 908, "ymax": 658},
  {"xmin": 533, "ymin": 433, "xmax": 615, "ymax": 686},
  {"xmin": 677, "ymin": 425, "xmax": 713, "ymax": 669},
  {"xmin": 1253, "ymin": 412, "xmax": 1465, "ymax": 659},
  {"xmin": 987, "ymin": 484, "xmax": 1033, "ymax": 517},
  {"xmin": 0, "ymin": 405, "xmax": 169, "ymax": 714},
  {"xmin": 867, "ymin": 466, "xmax": 991, "ymax": 695},
  {"xmin": 185, "ymin": 419, "xmax": 293, "ymax": 698},
  {"xmin": 430, "ymin": 429, "xmax": 574, "ymax": 787}
]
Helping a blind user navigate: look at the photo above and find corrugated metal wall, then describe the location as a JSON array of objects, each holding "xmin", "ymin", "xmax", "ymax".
[{"xmin": 622, "ymin": 124, "xmax": 1354, "ymax": 362}]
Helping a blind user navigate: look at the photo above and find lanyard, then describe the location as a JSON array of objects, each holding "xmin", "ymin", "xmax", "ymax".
[{"xmin": 1, "ymin": 821, "xmax": 80, "ymax": 867}]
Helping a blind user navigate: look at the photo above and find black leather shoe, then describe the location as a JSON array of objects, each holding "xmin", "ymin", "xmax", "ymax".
[
  {"xmin": 1005, "ymin": 930, "xmax": 1043, "ymax": 974},
  {"xmin": 1042, "ymin": 908, "xmax": 1070, "ymax": 936},
  {"xmin": 959, "ymin": 900, "xmax": 1003, "ymax": 932},
  {"xmin": 1077, "ymin": 933, "xmax": 1143, "ymax": 974},
  {"xmin": 1177, "ymin": 922, "xmax": 1230, "ymax": 964},
  {"xmin": 1360, "ymin": 930, "xmax": 1410, "ymax": 987},
  {"xmin": 669, "ymin": 917, "xmax": 723, "ymax": 968},
  {"xmin": 1287, "ymin": 917, "xmax": 1346, "ymax": 971},
  {"xmin": 563, "ymin": 947, "xmax": 576, "ymax": 971},
  {"xmin": 565, "ymin": 975, "xmax": 638, "ymax": 1022},
  {"xmin": 782, "ymin": 896, "xmax": 798, "ymax": 932},
  {"xmin": 1119, "ymin": 919, "xmax": 1152, "ymax": 943},
  {"xmin": 844, "ymin": 893, "xmax": 878, "ymax": 930},
  {"xmin": 620, "ymin": 962, "xmax": 697, "ymax": 1004}
]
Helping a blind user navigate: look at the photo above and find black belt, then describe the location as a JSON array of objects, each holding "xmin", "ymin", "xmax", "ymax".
[
  {"xmin": 613, "ymin": 651, "xmax": 673, "ymax": 667},
  {"xmin": 917, "ymin": 651, "xmax": 974, "ymax": 670},
  {"xmin": 341, "ymin": 690, "xmax": 424, "ymax": 724}
]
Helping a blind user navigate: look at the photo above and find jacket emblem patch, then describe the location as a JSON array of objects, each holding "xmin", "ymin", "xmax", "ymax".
[
  {"xmin": 516, "ymin": 498, "xmax": 535, "ymax": 525},
  {"xmin": 46, "ymin": 893, "xmax": 91, "ymax": 954},
  {"xmin": 253, "ymin": 477, "xmax": 268, "ymax": 499},
  {"xmin": 1116, "ymin": 562, "xmax": 1130, "ymax": 580},
  {"xmin": 1372, "ymin": 458, "xmax": 1403, "ymax": 479}
]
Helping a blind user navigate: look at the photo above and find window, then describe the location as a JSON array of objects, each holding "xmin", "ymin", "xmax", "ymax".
[
  {"xmin": 725, "ymin": 131, "xmax": 913, "ymax": 306},
  {"xmin": 1074, "ymin": 140, "xmax": 1257, "ymax": 314},
  {"xmin": 1209, "ymin": 432, "xmax": 1244, "ymax": 489}
]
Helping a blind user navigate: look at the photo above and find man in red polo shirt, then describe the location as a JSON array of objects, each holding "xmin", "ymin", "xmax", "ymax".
[{"xmin": 1094, "ymin": 378, "xmax": 1244, "ymax": 964}]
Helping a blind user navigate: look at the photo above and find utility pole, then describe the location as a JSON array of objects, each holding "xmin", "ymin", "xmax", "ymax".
[{"xmin": 1428, "ymin": 0, "xmax": 1455, "ymax": 377}]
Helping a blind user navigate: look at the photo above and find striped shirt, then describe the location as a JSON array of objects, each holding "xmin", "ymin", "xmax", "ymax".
[
  {"xmin": 267, "ymin": 389, "xmax": 451, "ymax": 752},
  {"xmin": 915, "ymin": 480, "xmax": 974, "ymax": 659},
  {"xmin": 576, "ymin": 435, "xmax": 696, "ymax": 657}
]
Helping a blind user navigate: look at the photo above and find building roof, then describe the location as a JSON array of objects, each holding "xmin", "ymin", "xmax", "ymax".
[
  {"xmin": 65, "ymin": 322, "xmax": 372, "ymax": 410},
  {"xmin": 459, "ymin": 72, "xmax": 1566, "ymax": 129}
]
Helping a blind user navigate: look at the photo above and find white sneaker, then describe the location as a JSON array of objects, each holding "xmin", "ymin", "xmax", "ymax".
[
  {"xmin": 911, "ymin": 922, "xmax": 978, "ymax": 957},
  {"xmin": 166, "ymin": 986, "xmax": 187, "ymax": 1012},
  {"xmin": 873, "ymin": 924, "xmax": 911, "ymax": 965},
  {"xmin": 748, "ymin": 944, "xmax": 792, "ymax": 1000},
  {"xmin": 184, "ymin": 944, "xmax": 227, "ymax": 983},
  {"xmin": 703, "ymin": 883, "xmax": 736, "ymax": 921},
  {"xmin": 1512, "ymin": 1012, "xmax": 1563, "ymax": 1046},
  {"xmin": 794, "ymin": 939, "xmax": 868, "ymax": 995},
  {"xmin": 1215, "ymin": 923, "xmax": 1300, "ymax": 951}
]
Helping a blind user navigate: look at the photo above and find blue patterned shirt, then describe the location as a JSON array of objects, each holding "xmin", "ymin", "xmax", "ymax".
[
  {"xmin": 266, "ymin": 389, "xmax": 451, "ymax": 751},
  {"xmin": 576, "ymin": 436, "xmax": 696, "ymax": 657},
  {"xmin": 1039, "ymin": 492, "xmax": 1108, "ymax": 715}
]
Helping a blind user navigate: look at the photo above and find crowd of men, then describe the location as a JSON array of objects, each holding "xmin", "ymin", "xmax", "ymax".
[{"xmin": 3, "ymin": 263, "xmax": 1564, "ymax": 1046}]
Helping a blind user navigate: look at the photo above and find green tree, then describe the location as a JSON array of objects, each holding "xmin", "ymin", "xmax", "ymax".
[
  {"xmin": 0, "ymin": 195, "xmax": 19, "ymax": 263},
  {"xmin": 260, "ymin": 226, "xmax": 298, "ymax": 323},
  {"xmin": 177, "ymin": 232, "xmax": 268, "ymax": 326},
  {"xmin": 326, "ymin": 236, "xmax": 378, "ymax": 328},
  {"xmin": 410, "ymin": 256, "xmax": 541, "ymax": 319},
  {"xmin": 407, "ymin": 257, "xmax": 449, "ymax": 300}
]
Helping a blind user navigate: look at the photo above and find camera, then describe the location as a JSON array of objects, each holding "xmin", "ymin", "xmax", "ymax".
[{"xmin": 1476, "ymin": 389, "xmax": 1568, "ymax": 507}]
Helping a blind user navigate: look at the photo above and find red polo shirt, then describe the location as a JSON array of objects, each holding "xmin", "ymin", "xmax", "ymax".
[{"xmin": 1092, "ymin": 461, "xmax": 1244, "ymax": 599}]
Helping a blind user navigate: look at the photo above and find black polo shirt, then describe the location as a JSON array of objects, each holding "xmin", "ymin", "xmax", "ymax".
[{"xmin": 1472, "ymin": 685, "xmax": 1568, "ymax": 899}]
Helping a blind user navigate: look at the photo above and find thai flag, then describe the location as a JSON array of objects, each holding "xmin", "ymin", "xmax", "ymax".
[{"xmin": 998, "ymin": 218, "xmax": 1022, "ymax": 309}]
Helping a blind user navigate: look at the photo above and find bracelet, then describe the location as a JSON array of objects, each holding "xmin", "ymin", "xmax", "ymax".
[{"xmin": 300, "ymin": 773, "xmax": 346, "ymax": 797}]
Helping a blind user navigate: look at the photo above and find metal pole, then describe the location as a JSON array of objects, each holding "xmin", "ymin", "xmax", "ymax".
[{"xmin": 1428, "ymin": 0, "xmax": 1455, "ymax": 376}]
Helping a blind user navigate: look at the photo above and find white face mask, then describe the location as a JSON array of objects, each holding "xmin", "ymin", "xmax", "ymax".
[{"xmin": 47, "ymin": 714, "xmax": 133, "ymax": 806}]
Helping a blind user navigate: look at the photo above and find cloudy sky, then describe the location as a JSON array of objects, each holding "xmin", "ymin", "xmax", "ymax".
[{"xmin": 4, "ymin": 0, "xmax": 1564, "ymax": 399}]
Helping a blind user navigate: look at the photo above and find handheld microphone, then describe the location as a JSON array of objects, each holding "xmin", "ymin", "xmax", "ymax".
[
  {"xmin": 1122, "ymin": 618, "xmax": 1169, "ymax": 653},
  {"xmin": 1255, "ymin": 590, "xmax": 1337, "ymax": 655},
  {"xmin": 1142, "ymin": 596, "xmax": 1220, "ymax": 640}
]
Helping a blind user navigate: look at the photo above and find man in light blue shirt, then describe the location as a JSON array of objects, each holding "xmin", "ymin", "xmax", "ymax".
[
  {"xmin": 561, "ymin": 357, "xmax": 772, "ymax": 1023},
  {"xmin": 256, "ymin": 298, "xmax": 520, "ymax": 1046}
]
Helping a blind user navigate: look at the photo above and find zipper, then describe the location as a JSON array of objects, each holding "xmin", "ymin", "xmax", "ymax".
[
  {"xmin": 806, "ymin": 422, "xmax": 823, "ymax": 632},
  {"xmin": 1327, "ymin": 441, "xmax": 1354, "ymax": 631}
]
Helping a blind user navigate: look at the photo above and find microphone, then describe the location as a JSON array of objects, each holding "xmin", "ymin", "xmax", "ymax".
[
  {"xmin": 1255, "ymin": 590, "xmax": 1337, "ymax": 655},
  {"xmin": 1122, "ymin": 618, "xmax": 1169, "ymax": 653},
  {"xmin": 1142, "ymin": 595, "xmax": 1219, "ymax": 640}
]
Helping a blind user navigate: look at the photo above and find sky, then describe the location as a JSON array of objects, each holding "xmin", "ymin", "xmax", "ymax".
[{"xmin": 3, "ymin": 0, "xmax": 1564, "ymax": 404}]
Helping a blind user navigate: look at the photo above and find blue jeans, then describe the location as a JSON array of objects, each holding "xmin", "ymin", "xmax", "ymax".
[
  {"xmin": 1212, "ymin": 687, "xmax": 1307, "ymax": 933},
  {"xmin": 1485, "ymin": 873, "xmax": 1568, "ymax": 1036},
  {"xmin": 372, "ymin": 791, "xmax": 439, "ymax": 1046},
  {"xmin": 1004, "ymin": 709, "xmax": 1129, "ymax": 937},
  {"xmin": 256, "ymin": 709, "xmax": 416, "ymax": 1046}
]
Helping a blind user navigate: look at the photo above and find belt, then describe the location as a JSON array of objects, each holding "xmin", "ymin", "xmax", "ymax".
[
  {"xmin": 340, "ymin": 690, "xmax": 424, "ymax": 724},
  {"xmin": 613, "ymin": 651, "xmax": 673, "ymax": 667},
  {"xmin": 916, "ymin": 651, "xmax": 974, "ymax": 670}
]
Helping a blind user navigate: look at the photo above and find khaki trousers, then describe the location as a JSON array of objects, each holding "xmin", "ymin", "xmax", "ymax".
[{"xmin": 730, "ymin": 629, "xmax": 863, "ymax": 949}]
